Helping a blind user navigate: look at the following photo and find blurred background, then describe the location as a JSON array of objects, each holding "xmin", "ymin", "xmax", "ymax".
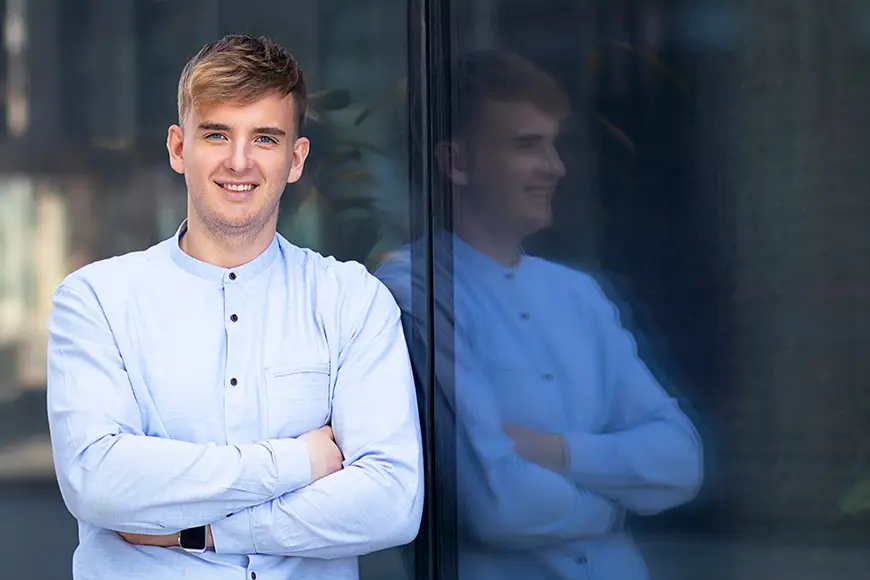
[{"xmin": 3, "ymin": 0, "xmax": 870, "ymax": 578}]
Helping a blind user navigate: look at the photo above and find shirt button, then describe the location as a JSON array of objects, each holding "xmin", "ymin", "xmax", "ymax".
[
  {"xmin": 230, "ymin": 313, "xmax": 238, "ymax": 322},
  {"xmin": 520, "ymin": 312, "xmax": 530, "ymax": 320},
  {"xmin": 228, "ymin": 272, "xmax": 237, "ymax": 280},
  {"xmin": 542, "ymin": 373, "xmax": 554, "ymax": 381},
  {"xmin": 505, "ymin": 272, "xmax": 515, "ymax": 280},
  {"xmin": 251, "ymin": 573, "xmax": 257, "ymax": 580},
  {"xmin": 577, "ymin": 556, "xmax": 588, "ymax": 564},
  {"xmin": 230, "ymin": 378, "xmax": 238, "ymax": 386}
]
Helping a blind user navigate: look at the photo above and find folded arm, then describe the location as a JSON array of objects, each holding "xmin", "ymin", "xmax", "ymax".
[
  {"xmin": 448, "ymin": 325, "xmax": 619, "ymax": 549},
  {"xmin": 390, "ymin": 294, "xmax": 618, "ymax": 551},
  {"xmin": 564, "ymin": 278, "xmax": 704, "ymax": 514},
  {"xmin": 210, "ymin": 273, "xmax": 424, "ymax": 559},
  {"xmin": 47, "ymin": 284, "xmax": 311, "ymax": 534}
]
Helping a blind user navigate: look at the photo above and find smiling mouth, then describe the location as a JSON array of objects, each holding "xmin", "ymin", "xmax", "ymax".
[{"xmin": 216, "ymin": 182, "xmax": 259, "ymax": 193}]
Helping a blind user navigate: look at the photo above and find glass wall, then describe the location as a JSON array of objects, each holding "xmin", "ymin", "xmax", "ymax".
[
  {"xmin": 388, "ymin": 0, "xmax": 870, "ymax": 579},
  {"xmin": 0, "ymin": 1, "xmax": 416, "ymax": 578}
]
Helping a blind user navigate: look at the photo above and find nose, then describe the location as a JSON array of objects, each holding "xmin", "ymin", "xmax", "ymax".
[
  {"xmin": 543, "ymin": 145, "xmax": 565, "ymax": 178},
  {"xmin": 225, "ymin": 140, "xmax": 254, "ymax": 173}
]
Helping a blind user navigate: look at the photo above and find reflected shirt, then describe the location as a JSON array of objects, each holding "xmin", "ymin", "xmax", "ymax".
[
  {"xmin": 47, "ymin": 222, "xmax": 423, "ymax": 580},
  {"xmin": 375, "ymin": 236, "xmax": 703, "ymax": 580}
]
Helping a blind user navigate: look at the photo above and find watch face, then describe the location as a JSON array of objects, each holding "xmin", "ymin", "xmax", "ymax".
[{"xmin": 180, "ymin": 526, "xmax": 207, "ymax": 551}]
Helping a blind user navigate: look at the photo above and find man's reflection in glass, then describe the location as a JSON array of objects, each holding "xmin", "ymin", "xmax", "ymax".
[{"xmin": 376, "ymin": 51, "xmax": 703, "ymax": 580}]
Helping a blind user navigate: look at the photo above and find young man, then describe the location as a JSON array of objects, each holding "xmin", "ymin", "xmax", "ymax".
[
  {"xmin": 47, "ymin": 35, "xmax": 423, "ymax": 580},
  {"xmin": 376, "ymin": 51, "xmax": 702, "ymax": 579}
]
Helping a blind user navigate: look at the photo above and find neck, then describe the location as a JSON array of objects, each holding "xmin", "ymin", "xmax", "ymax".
[
  {"xmin": 180, "ymin": 212, "xmax": 277, "ymax": 269},
  {"xmin": 453, "ymin": 207, "xmax": 523, "ymax": 267}
]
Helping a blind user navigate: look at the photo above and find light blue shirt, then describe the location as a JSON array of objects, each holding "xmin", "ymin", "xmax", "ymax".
[
  {"xmin": 47, "ymin": 223, "xmax": 423, "ymax": 580},
  {"xmin": 375, "ymin": 236, "xmax": 702, "ymax": 580}
]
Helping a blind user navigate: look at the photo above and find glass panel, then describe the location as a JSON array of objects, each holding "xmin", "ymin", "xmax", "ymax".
[
  {"xmin": 0, "ymin": 2, "xmax": 415, "ymax": 579},
  {"xmin": 389, "ymin": 0, "xmax": 870, "ymax": 578}
]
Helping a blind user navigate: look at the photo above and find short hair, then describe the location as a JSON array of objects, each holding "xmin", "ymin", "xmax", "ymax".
[
  {"xmin": 177, "ymin": 34, "xmax": 307, "ymax": 133},
  {"xmin": 452, "ymin": 50, "xmax": 570, "ymax": 136}
]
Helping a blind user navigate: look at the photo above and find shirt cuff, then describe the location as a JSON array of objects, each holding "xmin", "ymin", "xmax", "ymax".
[
  {"xmin": 265, "ymin": 437, "xmax": 311, "ymax": 496},
  {"xmin": 211, "ymin": 509, "xmax": 256, "ymax": 555}
]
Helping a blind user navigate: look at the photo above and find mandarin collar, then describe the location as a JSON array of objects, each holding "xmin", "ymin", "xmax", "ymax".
[{"xmin": 169, "ymin": 220, "xmax": 280, "ymax": 283}]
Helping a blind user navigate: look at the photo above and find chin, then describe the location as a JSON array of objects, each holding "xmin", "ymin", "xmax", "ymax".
[
  {"xmin": 528, "ymin": 211, "xmax": 553, "ymax": 231},
  {"xmin": 205, "ymin": 208, "xmax": 262, "ymax": 231}
]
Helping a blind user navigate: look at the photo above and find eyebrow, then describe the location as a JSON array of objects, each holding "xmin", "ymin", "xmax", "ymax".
[
  {"xmin": 511, "ymin": 133, "xmax": 548, "ymax": 143},
  {"xmin": 197, "ymin": 122, "xmax": 287, "ymax": 138},
  {"xmin": 197, "ymin": 122, "xmax": 231, "ymax": 133}
]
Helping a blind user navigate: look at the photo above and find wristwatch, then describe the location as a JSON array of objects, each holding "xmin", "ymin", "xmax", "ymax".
[{"xmin": 178, "ymin": 526, "xmax": 208, "ymax": 553}]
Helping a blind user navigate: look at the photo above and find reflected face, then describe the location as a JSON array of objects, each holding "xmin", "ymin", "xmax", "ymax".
[
  {"xmin": 167, "ymin": 94, "xmax": 309, "ymax": 237},
  {"xmin": 459, "ymin": 100, "xmax": 566, "ymax": 237}
]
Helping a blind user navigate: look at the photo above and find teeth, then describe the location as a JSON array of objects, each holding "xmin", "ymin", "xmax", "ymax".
[{"xmin": 222, "ymin": 183, "xmax": 256, "ymax": 192}]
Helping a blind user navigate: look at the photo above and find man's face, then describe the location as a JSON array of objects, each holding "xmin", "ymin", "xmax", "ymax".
[
  {"xmin": 454, "ymin": 100, "xmax": 566, "ymax": 237},
  {"xmin": 167, "ymin": 93, "xmax": 309, "ymax": 237}
]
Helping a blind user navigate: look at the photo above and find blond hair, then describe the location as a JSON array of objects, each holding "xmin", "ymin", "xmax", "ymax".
[
  {"xmin": 177, "ymin": 34, "xmax": 307, "ymax": 133},
  {"xmin": 453, "ymin": 50, "xmax": 570, "ymax": 135}
]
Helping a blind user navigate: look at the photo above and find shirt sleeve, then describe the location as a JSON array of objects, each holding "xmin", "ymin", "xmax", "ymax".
[
  {"xmin": 563, "ymin": 277, "xmax": 704, "ymax": 514},
  {"xmin": 446, "ymin": 315, "xmax": 619, "ymax": 549},
  {"xmin": 375, "ymin": 255, "xmax": 620, "ymax": 551},
  {"xmin": 210, "ymin": 271, "xmax": 423, "ymax": 558},
  {"xmin": 47, "ymin": 284, "xmax": 311, "ymax": 534}
]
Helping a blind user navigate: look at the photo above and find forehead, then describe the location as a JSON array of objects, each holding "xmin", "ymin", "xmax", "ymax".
[
  {"xmin": 188, "ymin": 93, "xmax": 296, "ymax": 130},
  {"xmin": 475, "ymin": 99, "xmax": 561, "ymax": 139}
]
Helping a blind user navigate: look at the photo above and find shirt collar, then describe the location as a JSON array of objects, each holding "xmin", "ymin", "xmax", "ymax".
[
  {"xmin": 169, "ymin": 220, "xmax": 280, "ymax": 283},
  {"xmin": 452, "ymin": 234, "xmax": 526, "ymax": 278}
]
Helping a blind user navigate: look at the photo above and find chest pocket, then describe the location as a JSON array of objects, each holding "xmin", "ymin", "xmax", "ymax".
[
  {"xmin": 265, "ymin": 362, "xmax": 332, "ymax": 438},
  {"xmin": 487, "ymin": 366, "xmax": 563, "ymax": 430}
]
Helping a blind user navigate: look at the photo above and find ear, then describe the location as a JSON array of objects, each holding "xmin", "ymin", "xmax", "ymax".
[
  {"xmin": 434, "ymin": 140, "xmax": 469, "ymax": 186},
  {"xmin": 167, "ymin": 125, "xmax": 185, "ymax": 175},
  {"xmin": 287, "ymin": 136, "xmax": 311, "ymax": 184}
]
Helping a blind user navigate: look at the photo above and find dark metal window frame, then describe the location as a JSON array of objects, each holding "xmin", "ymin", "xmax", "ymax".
[{"xmin": 407, "ymin": 1, "xmax": 458, "ymax": 579}]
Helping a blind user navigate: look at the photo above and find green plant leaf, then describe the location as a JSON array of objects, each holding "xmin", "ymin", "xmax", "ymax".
[
  {"xmin": 594, "ymin": 113, "xmax": 636, "ymax": 152},
  {"xmin": 308, "ymin": 88, "xmax": 353, "ymax": 111},
  {"xmin": 839, "ymin": 476, "xmax": 870, "ymax": 515},
  {"xmin": 354, "ymin": 78, "xmax": 407, "ymax": 126},
  {"xmin": 603, "ymin": 40, "xmax": 688, "ymax": 92}
]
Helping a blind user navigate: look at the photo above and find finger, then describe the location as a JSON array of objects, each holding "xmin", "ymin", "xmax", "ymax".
[{"xmin": 320, "ymin": 425, "xmax": 334, "ymax": 439}]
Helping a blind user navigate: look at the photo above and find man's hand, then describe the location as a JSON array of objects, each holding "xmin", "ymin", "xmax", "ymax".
[
  {"xmin": 298, "ymin": 424, "xmax": 344, "ymax": 483},
  {"xmin": 119, "ymin": 526, "xmax": 214, "ymax": 549},
  {"xmin": 504, "ymin": 424, "xmax": 567, "ymax": 473},
  {"xmin": 119, "ymin": 532, "xmax": 178, "ymax": 548}
]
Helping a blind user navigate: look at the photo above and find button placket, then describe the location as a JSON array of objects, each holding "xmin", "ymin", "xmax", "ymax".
[{"xmin": 223, "ymin": 279, "xmax": 248, "ymax": 443}]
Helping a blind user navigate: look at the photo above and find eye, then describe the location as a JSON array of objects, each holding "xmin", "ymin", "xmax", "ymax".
[
  {"xmin": 514, "ymin": 137, "xmax": 539, "ymax": 150},
  {"xmin": 255, "ymin": 135, "xmax": 277, "ymax": 144},
  {"xmin": 204, "ymin": 133, "xmax": 226, "ymax": 141}
]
